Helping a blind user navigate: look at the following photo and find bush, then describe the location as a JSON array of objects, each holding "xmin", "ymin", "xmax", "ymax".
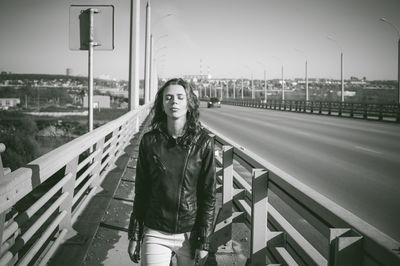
[{"xmin": 0, "ymin": 114, "xmax": 40, "ymax": 170}]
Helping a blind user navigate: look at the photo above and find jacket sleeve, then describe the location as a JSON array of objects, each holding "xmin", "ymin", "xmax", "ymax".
[
  {"xmin": 195, "ymin": 136, "xmax": 216, "ymax": 250},
  {"xmin": 128, "ymin": 137, "xmax": 149, "ymax": 241}
]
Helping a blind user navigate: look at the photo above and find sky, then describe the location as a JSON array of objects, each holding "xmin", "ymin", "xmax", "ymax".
[{"xmin": 0, "ymin": 0, "xmax": 400, "ymax": 81}]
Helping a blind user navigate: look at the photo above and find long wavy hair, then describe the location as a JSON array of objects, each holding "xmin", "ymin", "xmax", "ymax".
[{"xmin": 151, "ymin": 78, "xmax": 201, "ymax": 145}]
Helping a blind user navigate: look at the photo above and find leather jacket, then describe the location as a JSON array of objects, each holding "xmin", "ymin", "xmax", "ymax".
[{"xmin": 128, "ymin": 126, "xmax": 216, "ymax": 250}]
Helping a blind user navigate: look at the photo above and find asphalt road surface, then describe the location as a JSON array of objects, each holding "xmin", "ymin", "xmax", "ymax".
[{"xmin": 199, "ymin": 103, "xmax": 400, "ymax": 241}]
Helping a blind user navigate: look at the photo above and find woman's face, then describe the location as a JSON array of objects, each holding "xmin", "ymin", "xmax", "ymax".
[{"xmin": 162, "ymin": 84, "xmax": 188, "ymax": 120}]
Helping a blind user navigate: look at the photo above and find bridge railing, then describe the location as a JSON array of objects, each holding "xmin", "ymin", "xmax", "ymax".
[
  {"xmin": 0, "ymin": 104, "xmax": 152, "ymax": 266},
  {"xmin": 218, "ymin": 98, "xmax": 400, "ymax": 122},
  {"xmin": 204, "ymin": 123, "xmax": 400, "ymax": 266}
]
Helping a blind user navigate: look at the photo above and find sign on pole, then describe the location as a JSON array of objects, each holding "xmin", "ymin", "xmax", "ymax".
[
  {"xmin": 69, "ymin": 5, "xmax": 114, "ymax": 50},
  {"xmin": 69, "ymin": 5, "xmax": 114, "ymax": 132}
]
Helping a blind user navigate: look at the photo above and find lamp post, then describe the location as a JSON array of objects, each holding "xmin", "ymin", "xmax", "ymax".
[
  {"xmin": 294, "ymin": 48, "xmax": 309, "ymax": 101},
  {"xmin": 380, "ymin": 17, "xmax": 400, "ymax": 104},
  {"xmin": 129, "ymin": 0, "xmax": 140, "ymax": 110},
  {"xmin": 244, "ymin": 65, "xmax": 254, "ymax": 99},
  {"xmin": 144, "ymin": 1, "xmax": 151, "ymax": 104},
  {"xmin": 272, "ymin": 56, "xmax": 285, "ymax": 101},
  {"xmin": 241, "ymin": 77, "xmax": 244, "ymax": 99},
  {"xmin": 229, "ymin": 72, "xmax": 236, "ymax": 99},
  {"xmin": 149, "ymin": 13, "xmax": 173, "ymax": 100},
  {"xmin": 257, "ymin": 61, "xmax": 267, "ymax": 102},
  {"xmin": 327, "ymin": 36, "xmax": 344, "ymax": 102}
]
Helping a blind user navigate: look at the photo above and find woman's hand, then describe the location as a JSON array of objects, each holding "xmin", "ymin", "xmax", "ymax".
[
  {"xmin": 128, "ymin": 240, "xmax": 141, "ymax": 263},
  {"xmin": 194, "ymin": 249, "xmax": 208, "ymax": 265}
]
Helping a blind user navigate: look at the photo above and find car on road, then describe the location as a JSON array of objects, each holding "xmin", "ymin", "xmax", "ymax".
[{"xmin": 207, "ymin": 97, "xmax": 221, "ymax": 108}]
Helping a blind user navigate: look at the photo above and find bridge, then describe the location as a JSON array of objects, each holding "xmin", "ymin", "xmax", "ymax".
[{"xmin": 1, "ymin": 100, "xmax": 400, "ymax": 266}]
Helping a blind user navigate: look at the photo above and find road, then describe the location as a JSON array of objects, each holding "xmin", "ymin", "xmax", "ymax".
[{"xmin": 199, "ymin": 103, "xmax": 400, "ymax": 241}]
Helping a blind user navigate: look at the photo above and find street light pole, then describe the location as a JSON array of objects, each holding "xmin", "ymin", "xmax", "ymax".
[
  {"xmin": 233, "ymin": 79, "xmax": 236, "ymax": 99},
  {"xmin": 144, "ymin": 1, "xmax": 151, "ymax": 104},
  {"xmin": 129, "ymin": 0, "xmax": 140, "ymax": 110},
  {"xmin": 294, "ymin": 48, "xmax": 309, "ymax": 101},
  {"xmin": 380, "ymin": 18, "xmax": 400, "ymax": 104},
  {"xmin": 305, "ymin": 60, "xmax": 308, "ymax": 101},
  {"xmin": 257, "ymin": 61, "xmax": 267, "ymax": 102},
  {"xmin": 251, "ymin": 73, "xmax": 254, "ymax": 99},
  {"xmin": 241, "ymin": 77, "xmax": 244, "ymax": 99},
  {"xmin": 281, "ymin": 65, "xmax": 284, "ymax": 101},
  {"xmin": 340, "ymin": 51, "xmax": 344, "ymax": 102},
  {"xmin": 327, "ymin": 36, "xmax": 344, "ymax": 102},
  {"xmin": 244, "ymin": 65, "xmax": 254, "ymax": 99},
  {"xmin": 272, "ymin": 56, "xmax": 284, "ymax": 101}
]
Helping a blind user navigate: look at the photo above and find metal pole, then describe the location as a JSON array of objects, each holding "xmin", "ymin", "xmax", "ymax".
[
  {"xmin": 281, "ymin": 65, "xmax": 285, "ymax": 101},
  {"xmin": 129, "ymin": 0, "xmax": 140, "ymax": 110},
  {"xmin": 241, "ymin": 78, "xmax": 244, "ymax": 99},
  {"xmin": 341, "ymin": 52, "xmax": 344, "ymax": 102},
  {"xmin": 88, "ymin": 8, "xmax": 97, "ymax": 132},
  {"xmin": 306, "ymin": 60, "xmax": 309, "ymax": 101},
  {"xmin": 233, "ymin": 80, "xmax": 236, "ymax": 99},
  {"xmin": 251, "ymin": 73, "xmax": 254, "ymax": 99},
  {"xmin": 144, "ymin": 1, "xmax": 151, "ymax": 104},
  {"xmin": 398, "ymin": 38, "xmax": 400, "ymax": 104},
  {"xmin": 149, "ymin": 34, "xmax": 154, "ymax": 101},
  {"xmin": 264, "ymin": 69, "xmax": 267, "ymax": 102},
  {"xmin": 379, "ymin": 18, "xmax": 400, "ymax": 104}
]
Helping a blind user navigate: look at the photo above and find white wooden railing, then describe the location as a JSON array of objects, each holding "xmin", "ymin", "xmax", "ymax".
[
  {"xmin": 204, "ymin": 123, "xmax": 400, "ymax": 266},
  {"xmin": 0, "ymin": 104, "xmax": 151, "ymax": 266}
]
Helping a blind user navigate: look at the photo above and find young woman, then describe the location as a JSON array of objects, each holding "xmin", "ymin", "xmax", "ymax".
[{"xmin": 127, "ymin": 78, "xmax": 216, "ymax": 265}]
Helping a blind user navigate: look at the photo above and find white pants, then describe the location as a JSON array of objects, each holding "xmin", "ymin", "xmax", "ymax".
[{"xmin": 141, "ymin": 227, "xmax": 195, "ymax": 266}]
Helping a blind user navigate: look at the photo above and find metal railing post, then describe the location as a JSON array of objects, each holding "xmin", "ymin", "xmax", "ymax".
[
  {"xmin": 90, "ymin": 138, "xmax": 105, "ymax": 188},
  {"xmin": 213, "ymin": 145, "xmax": 236, "ymax": 252},
  {"xmin": 0, "ymin": 143, "xmax": 8, "ymax": 247},
  {"xmin": 247, "ymin": 168, "xmax": 269, "ymax": 266},
  {"xmin": 59, "ymin": 157, "xmax": 78, "ymax": 231},
  {"xmin": 328, "ymin": 228, "xmax": 363, "ymax": 266}
]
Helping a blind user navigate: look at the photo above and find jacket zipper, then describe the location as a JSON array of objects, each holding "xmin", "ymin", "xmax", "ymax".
[
  {"xmin": 153, "ymin": 155, "xmax": 166, "ymax": 171},
  {"xmin": 175, "ymin": 144, "xmax": 193, "ymax": 232}
]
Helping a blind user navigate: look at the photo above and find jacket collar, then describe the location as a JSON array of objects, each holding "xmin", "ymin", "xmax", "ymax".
[{"xmin": 156, "ymin": 122, "xmax": 199, "ymax": 149}]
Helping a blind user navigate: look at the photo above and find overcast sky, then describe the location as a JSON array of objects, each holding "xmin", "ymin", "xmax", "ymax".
[{"xmin": 1, "ymin": 0, "xmax": 399, "ymax": 80}]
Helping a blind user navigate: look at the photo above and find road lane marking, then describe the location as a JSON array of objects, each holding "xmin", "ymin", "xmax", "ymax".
[{"xmin": 355, "ymin": 146, "xmax": 382, "ymax": 155}]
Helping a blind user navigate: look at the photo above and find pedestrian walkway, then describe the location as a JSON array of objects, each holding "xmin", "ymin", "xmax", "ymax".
[{"xmin": 49, "ymin": 116, "xmax": 249, "ymax": 266}]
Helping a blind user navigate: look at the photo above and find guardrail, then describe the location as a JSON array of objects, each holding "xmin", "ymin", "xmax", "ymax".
[
  {"xmin": 0, "ymin": 104, "xmax": 151, "ymax": 266},
  {"xmin": 215, "ymin": 98, "xmax": 400, "ymax": 122},
  {"xmin": 204, "ymin": 123, "xmax": 400, "ymax": 265}
]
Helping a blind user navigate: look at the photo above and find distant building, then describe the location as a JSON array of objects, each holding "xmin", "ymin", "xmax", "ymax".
[
  {"xmin": 183, "ymin": 75, "xmax": 209, "ymax": 82},
  {"xmin": 0, "ymin": 98, "xmax": 20, "ymax": 110},
  {"xmin": 83, "ymin": 95, "xmax": 111, "ymax": 109}
]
